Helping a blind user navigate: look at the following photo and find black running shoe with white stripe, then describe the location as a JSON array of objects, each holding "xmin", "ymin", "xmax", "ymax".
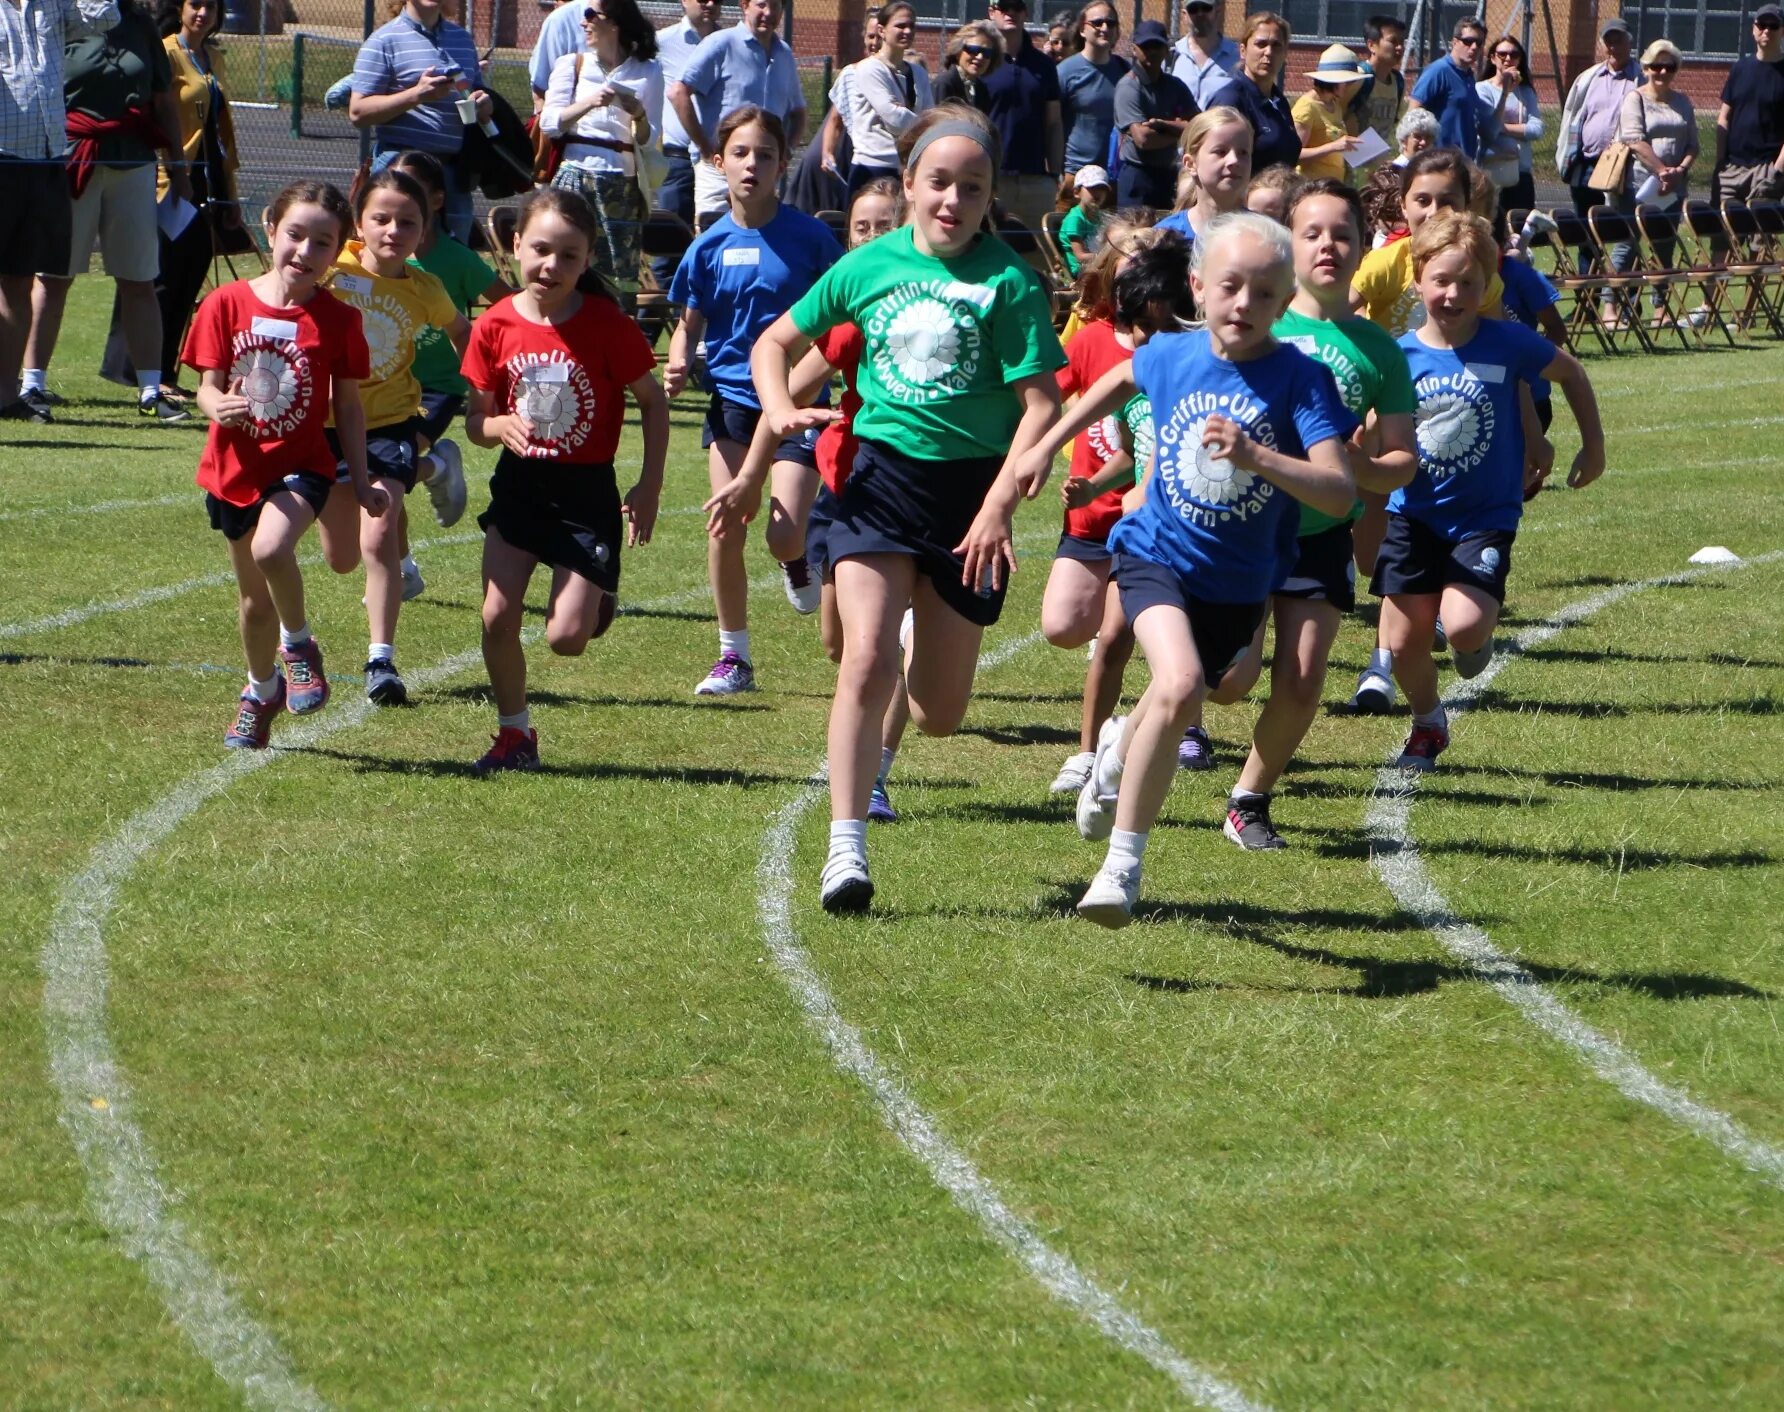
[{"xmin": 1224, "ymin": 795, "xmax": 1287, "ymax": 851}]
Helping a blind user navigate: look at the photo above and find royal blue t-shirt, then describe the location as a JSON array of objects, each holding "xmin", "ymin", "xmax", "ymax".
[
  {"xmin": 1496, "ymin": 257, "xmax": 1561, "ymax": 401},
  {"xmin": 669, "ymin": 206, "xmax": 843, "ymax": 406},
  {"xmin": 1410, "ymin": 56, "xmax": 1484, "ymax": 159},
  {"xmin": 1394, "ymin": 319, "xmax": 1556, "ymax": 537},
  {"xmin": 1154, "ymin": 209, "xmax": 1195, "ymax": 242},
  {"xmin": 1110, "ymin": 330, "xmax": 1356, "ymax": 602}
]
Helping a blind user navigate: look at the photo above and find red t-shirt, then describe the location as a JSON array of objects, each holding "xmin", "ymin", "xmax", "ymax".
[
  {"xmin": 813, "ymin": 322, "xmax": 865, "ymax": 494},
  {"xmin": 460, "ymin": 294, "xmax": 657, "ymax": 462},
  {"xmin": 181, "ymin": 281, "xmax": 370, "ymax": 507},
  {"xmin": 1054, "ymin": 318, "xmax": 1132, "ymax": 543}
]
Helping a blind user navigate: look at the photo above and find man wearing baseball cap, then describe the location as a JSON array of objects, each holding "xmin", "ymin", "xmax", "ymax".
[
  {"xmin": 1170, "ymin": 0, "xmax": 1240, "ymax": 110},
  {"xmin": 1712, "ymin": 2, "xmax": 1784, "ymax": 207},
  {"xmin": 1114, "ymin": 19, "xmax": 1198, "ymax": 208},
  {"xmin": 983, "ymin": 0, "xmax": 1066, "ymax": 236},
  {"xmin": 1557, "ymin": 15, "xmax": 1642, "ymax": 315}
]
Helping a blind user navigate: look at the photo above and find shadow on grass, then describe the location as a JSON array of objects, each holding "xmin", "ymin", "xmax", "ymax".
[
  {"xmin": 295, "ymin": 745, "xmax": 806, "ymax": 787},
  {"xmin": 957, "ymin": 721, "xmax": 1080, "ymax": 748},
  {"xmin": 1467, "ymin": 691, "xmax": 1780, "ymax": 718},
  {"xmin": 1440, "ymin": 762, "xmax": 1781, "ymax": 793},
  {"xmin": 1520, "ymin": 645, "xmax": 1784, "ymax": 670},
  {"xmin": 432, "ymin": 684, "xmax": 771, "ymax": 711}
]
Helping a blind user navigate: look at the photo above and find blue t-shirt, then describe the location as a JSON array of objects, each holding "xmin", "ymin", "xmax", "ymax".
[
  {"xmin": 1154, "ymin": 209, "xmax": 1195, "ymax": 242},
  {"xmin": 1110, "ymin": 330, "xmax": 1356, "ymax": 602},
  {"xmin": 677, "ymin": 22, "xmax": 805, "ymax": 148},
  {"xmin": 670, "ymin": 206, "xmax": 843, "ymax": 406},
  {"xmin": 1410, "ymin": 56, "xmax": 1483, "ymax": 159},
  {"xmin": 1394, "ymin": 319, "xmax": 1556, "ymax": 537},
  {"xmin": 1496, "ymin": 257, "xmax": 1561, "ymax": 401},
  {"xmin": 1058, "ymin": 52, "xmax": 1129, "ymax": 172}
]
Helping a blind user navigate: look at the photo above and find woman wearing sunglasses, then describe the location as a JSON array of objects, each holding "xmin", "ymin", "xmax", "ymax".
[
  {"xmin": 934, "ymin": 21, "xmax": 1004, "ymax": 114},
  {"xmin": 1477, "ymin": 35, "xmax": 1542, "ymax": 240},
  {"xmin": 1622, "ymin": 38, "xmax": 1697, "ymax": 321},
  {"xmin": 539, "ymin": 0, "xmax": 662, "ymax": 310}
]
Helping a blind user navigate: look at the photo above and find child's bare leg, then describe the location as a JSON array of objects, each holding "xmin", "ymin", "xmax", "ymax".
[
  {"xmin": 249, "ymin": 492, "xmax": 318, "ymax": 634},
  {"xmin": 1237, "ymin": 597, "xmax": 1341, "ymax": 796},
  {"xmin": 315, "ymin": 481, "xmax": 363, "ymax": 574},
  {"xmin": 543, "ymin": 564, "xmax": 606, "ymax": 657},
  {"xmin": 1080, "ymin": 583, "xmax": 1131, "ymax": 752},
  {"xmin": 903, "ymin": 578, "xmax": 986, "ymax": 738},
  {"xmin": 1041, "ymin": 555, "xmax": 1110, "ymax": 648},
  {"xmin": 1437, "ymin": 583, "xmax": 1499, "ymax": 652},
  {"xmin": 226, "ymin": 534, "xmax": 279, "ymax": 682},
  {"xmin": 360, "ymin": 477, "xmax": 405, "ymax": 649},
  {"xmin": 764, "ymin": 458, "xmax": 819, "ymax": 565},
  {"xmin": 706, "ymin": 441, "xmax": 750, "ymax": 633},
  {"xmin": 480, "ymin": 529, "xmax": 537, "ymax": 719},
  {"xmin": 1381, "ymin": 593, "xmax": 1442, "ymax": 715},
  {"xmin": 1112, "ymin": 606, "xmax": 1207, "ymax": 835}
]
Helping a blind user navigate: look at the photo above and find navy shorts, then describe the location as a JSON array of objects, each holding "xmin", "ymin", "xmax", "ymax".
[
  {"xmin": 826, "ymin": 438, "xmax": 1007, "ymax": 627},
  {"xmin": 1055, "ymin": 530, "xmax": 1114, "ymax": 564},
  {"xmin": 1370, "ymin": 513, "xmax": 1516, "ymax": 605},
  {"xmin": 806, "ymin": 482, "xmax": 841, "ymax": 580},
  {"xmin": 701, "ymin": 395, "xmax": 820, "ymax": 470},
  {"xmin": 1277, "ymin": 522, "xmax": 1357, "ymax": 612},
  {"xmin": 1112, "ymin": 553, "xmax": 1266, "ymax": 689},
  {"xmin": 478, "ymin": 453, "xmax": 622, "ymax": 593},
  {"xmin": 415, "ymin": 389, "xmax": 465, "ymax": 448},
  {"xmin": 205, "ymin": 470, "xmax": 333, "ymax": 542},
  {"xmin": 326, "ymin": 420, "xmax": 420, "ymax": 491}
]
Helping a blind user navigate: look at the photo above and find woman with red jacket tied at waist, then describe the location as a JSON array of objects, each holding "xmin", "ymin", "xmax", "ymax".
[{"xmin": 17, "ymin": 0, "xmax": 192, "ymax": 422}]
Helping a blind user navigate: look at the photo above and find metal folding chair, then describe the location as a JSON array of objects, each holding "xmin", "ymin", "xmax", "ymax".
[
  {"xmin": 1718, "ymin": 202, "xmax": 1784, "ymax": 336},
  {"xmin": 1529, "ymin": 208, "xmax": 1617, "ymax": 354},
  {"xmin": 1637, "ymin": 204, "xmax": 1734, "ymax": 348},
  {"xmin": 1581, "ymin": 206, "xmax": 1657, "ymax": 351},
  {"xmin": 813, "ymin": 208, "xmax": 847, "ymax": 244},
  {"xmin": 483, "ymin": 204, "xmax": 520, "ymax": 288}
]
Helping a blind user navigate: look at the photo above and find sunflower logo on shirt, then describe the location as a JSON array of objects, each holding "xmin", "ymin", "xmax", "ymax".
[
  {"xmin": 1153, "ymin": 389, "xmax": 1278, "ymax": 525},
  {"xmin": 864, "ymin": 280, "xmax": 989, "ymax": 402},
  {"xmin": 504, "ymin": 351, "xmax": 597, "ymax": 457},
  {"xmin": 1085, "ymin": 412, "xmax": 1122, "ymax": 465},
  {"xmin": 228, "ymin": 335, "xmax": 311, "ymax": 438},
  {"xmin": 1414, "ymin": 370, "xmax": 1495, "ymax": 482}
]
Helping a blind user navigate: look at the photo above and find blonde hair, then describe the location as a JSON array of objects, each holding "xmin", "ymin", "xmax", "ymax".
[
  {"xmin": 1640, "ymin": 38, "xmax": 1683, "ymax": 67},
  {"xmin": 1240, "ymin": 10, "xmax": 1291, "ymax": 45},
  {"xmin": 1246, "ymin": 163, "xmax": 1304, "ymax": 210},
  {"xmin": 1192, "ymin": 210, "xmax": 1293, "ymax": 276},
  {"xmin": 1462, "ymin": 158, "xmax": 1496, "ymax": 219},
  {"xmin": 1172, "ymin": 105, "xmax": 1252, "ymax": 214},
  {"xmin": 945, "ymin": 20, "xmax": 1005, "ymax": 68},
  {"xmin": 1410, "ymin": 210, "xmax": 1498, "ymax": 281}
]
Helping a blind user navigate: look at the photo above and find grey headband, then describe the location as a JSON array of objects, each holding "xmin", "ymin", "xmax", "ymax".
[{"xmin": 906, "ymin": 119, "xmax": 997, "ymax": 171}]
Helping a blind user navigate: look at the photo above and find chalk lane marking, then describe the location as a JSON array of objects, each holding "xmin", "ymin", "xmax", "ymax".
[
  {"xmin": 40, "ymin": 568, "xmax": 762, "ymax": 1410},
  {"xmin": 0, "ymin": 492, "xmax": 189, "ymax": 524},
  {"xmin": 757, "ymin": 629, "xmax": 1268, "ymax": 1412},
  {"xmin": 1365, "ymin": 550, "xmax": 1784, "ymax": 1191}
]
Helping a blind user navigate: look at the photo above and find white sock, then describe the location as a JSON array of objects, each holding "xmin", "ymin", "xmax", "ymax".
[
  {"xmin": 1369, "ymin": 646, "xmax": 1393, "ymax": 675},
  {"xmin": 1094, "ymin": 733, "xmax": 1125, "ymax": 796},
  {"xmin": 279, "ymin": 622, "xmax": 312, "ymax": 648},
  {"xmin": 368, "ymin": 642, "xmax": 393, "ymax": 665},
  {"xmin": 828, "ymin": 818, "xmax": 867, "ymax": 859},
  {"xmin": 1107, "ymin": 827, "xmax": 1148, "ymax": 872},
  {"xmin": 400, "ymin": 555, "xmax": 419, "ymax": 575},
  {"xmin": 247, "ymin": 673, "xmax": 280, "ymax": 702},
  {"xmin": 1230, "ymin": 787, "xmax": 1266, "ymax": 805},
  {"xmin": 21, "ymin": 368, "xmax": 45, "ymax": 393},
  {"xmin": 877, "ymin": 745, "xmax": 897, "ymax": 786},
  {"xmin": 498, "ymin": 709, "xmax": 531, "ymax": 731},
  {"xmin": 1413, "ymin": 706, "xmax": 1448, "ymax": 729},
  {"xmin": 719, "ymin": 628, "xmax": 751, "ymax": 663},
  {"xmin": 137, "ymin": 370, "xmax": 160, "ymax": 401},
  {"xmin": 898, "ymin": 607, "xmax": 914, "ymax": 654}
]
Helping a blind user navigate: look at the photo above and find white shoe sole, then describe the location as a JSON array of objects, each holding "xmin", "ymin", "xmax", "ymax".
[
  {"xmin": 427, "ymin": 440, "xmax": 467, "ymax": 528},
  {"xmin": 1075, "ymin": 891, "xmax": 1134, "ymax": 928},
  {"xmin": 1351, "ymin": 675, "xmax": 1396, "ymax": 715},
  {"xmin": 1075, "ymin": 718, "xmax": 1123, "ymax": 840}
]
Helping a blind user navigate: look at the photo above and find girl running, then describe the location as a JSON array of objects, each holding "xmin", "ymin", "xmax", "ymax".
[
  {"xmin": 182, "ymin": 180, "xmax": 384, "ymax": 748},
  {"xmin": 1155, "ymin": 106, "xmax": 1253, "ymax": 246},
  {"xmin": 1012, "ymin": 212, "xmax": 1358, "ymax": 926},
  {"xmin": 665, "ymin": 106, "xmax": 844, "ymax": 697},
  {"xmin": 462, "ymin": 186, "xmax": 669, "ymax": 774},
  {"xmin": 317, "ymin": 167, "xmax": 471, "ymax": 706},
  {"xmin": 1214, "ymin": 179, "xmax": 1418, "ymax": 848},
  {"xmin": 752, "ymin": 102, "xmax": 1066, "ymax": 912},
  {"xmin": 1379, "ymin": 211, "xmax": 1603, "ymax": 771},
  {"xmin": 705, "ymin": 179, "xmax": 912, "ymax": 822}
]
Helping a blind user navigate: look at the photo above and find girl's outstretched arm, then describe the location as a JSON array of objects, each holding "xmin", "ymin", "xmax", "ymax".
[
  {"xmin": 467, "ymin": 386, "xmax": 534, "ymax": 456},
  {"xmin": 624, "ymin": 372, "xmax": 669, "ymax": 544},
  {"xmin": 447, "ymin": 313, "xmax": 473, "ymax": 363},
  {"xmin": 704, "ymin": 342, "xmax": 837, "ymax": 536},
  {"xmin": 751, "ymin": 312, "xmax": 841, "ymax": 437},
  {"xmin": 1545, "ymin": 349, "xmax": 1605, "ymax": 487},
  {"xmin": 1201, "ymin": 417, "xmax": 1354, "ymax": 519},
  {"xmin": 664, "ymin": 307, "xmax": 705, "ymax": 399},
  {"xmin": 1350, "ymin": 411, "xmax": 1417, "ymax": 494},
  {"xmin": 1007, "ymin": 359, "xmax": 1137, "ymax": 497}
]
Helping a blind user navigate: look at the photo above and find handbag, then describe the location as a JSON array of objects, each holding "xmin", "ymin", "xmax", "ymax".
[
  {"xmin": 1589, "ymin": 140, "xmax": 1631, "ymax": 193},
  {"xmin": 525, "ymin": 52, "xmax": 584, "ymax": 184}
]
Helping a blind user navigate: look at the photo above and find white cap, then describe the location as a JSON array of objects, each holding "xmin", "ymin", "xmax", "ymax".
[{"xmin": 1073, "ymin": 164, "xmax": 1111, "ymax": 190}]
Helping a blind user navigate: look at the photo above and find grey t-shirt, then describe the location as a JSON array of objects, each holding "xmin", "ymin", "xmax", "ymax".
[
  {"xmin": 1114, "ymin": 67, "xmax": 1196, "ymax": 169},
  {"xmin": 1058, "ymin": 51, "xmax": 1129, "ymax": 171}
]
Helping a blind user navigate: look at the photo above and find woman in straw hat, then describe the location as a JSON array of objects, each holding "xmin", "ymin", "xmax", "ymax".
[{"xmin": 1293, "ymin": 44, "xmax": 1370, "ymax": 182}]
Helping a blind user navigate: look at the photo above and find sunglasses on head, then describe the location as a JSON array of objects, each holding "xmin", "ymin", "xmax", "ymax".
[{"xmin": 582, "ymin": 5, "xmax": 605, "ymax": 18}]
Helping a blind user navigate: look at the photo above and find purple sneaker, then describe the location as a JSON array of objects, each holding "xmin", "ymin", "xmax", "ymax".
[
  {"xmin": 694, "ymin": 651, "xmax": 756, "ymax": 696},
  {"xmin": 1177, "ymin": 725, "xmax": 1214, "ymax": 771},
  {"xmin": 867, "ymin": 782, "xmax": 898, "ymax": 823},
  {"xmin": 279, "ymin": 638, "xmax": 330, "ymax": 714}
]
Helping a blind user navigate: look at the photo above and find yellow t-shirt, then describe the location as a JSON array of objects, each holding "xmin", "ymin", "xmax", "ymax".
[
  {"xmin": 324, "ymin": 241, "xmax": 459, "ymax": 428},
  {"xmin": 1353, "ymin": 239, "xmax": 1504, "ymax": 336},
  {"xmin": 1292, "ymin": 91, "xmax": 1352, "ymax": 184}
]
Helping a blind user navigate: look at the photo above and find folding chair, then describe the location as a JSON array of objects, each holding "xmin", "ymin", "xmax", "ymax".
[
  {"xmin": 1592, "ymin": 204, "xmax": 1683, "ymax": 350},
  {"xmin": 635, "ymin": 206, "xmax": 697, "ymax": 337},
  {"xmin": 813, "ymin": 208, "xmax": 847, "ymax": 244},
  {"xmin": 1528, "ymin": 208, "xmax": 1617, "ymax": 354},
  {"xmin": 1680, "ymin": 200, "xmax": 1741, "ymax": 342},
  {"xmin": 1718, "ymin": 202, "xmax": 1784, "ymax": 336},
  {"xmin": 1749, "ymin": 200, "xmax": 1784, "ymax": 329},
  {"xmin": 484, "ymin": 204, "xmax": 520, "ymax": 288},
  {"xmin": 1636, "ymin": 204, "xmax": 1733, "ymax": 348},
  {"xmin": 1583, "ymin": 205, "xmax": 1657, "ymax": 351}
]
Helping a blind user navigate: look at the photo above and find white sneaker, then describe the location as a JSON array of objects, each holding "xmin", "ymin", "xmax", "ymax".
[
  {"xmin": 820, "ymin": 851, "xmax": 873, "ymax": 913},
  {"xmin": 693, "ymin": 652, "xmax": 755, "ymax": 696},
  {"xmin": 1350, "ymin": 667, "xmax": 1397, "ymax": 715},
  {"xmin": 781, "ymin": 555, "xmax": 820, "ymax": 614},
  {"xmin": 1075, "ymin": 715, "xmax": 1124, "ymax": 841},
  {"xmin": 426, "ymin": 438, "xmax": 467, "ymax": 527},
  {"xmin": 401, "ymin": 561, "xmax": 426, "ymax": 602},
  {"xmin": 1076, "ymin": 863, "xmax": 1140, "ymax": 928},
  {"xmin": 1049, "ymin": 750, "xmax": 1095, "ymax": 796}
]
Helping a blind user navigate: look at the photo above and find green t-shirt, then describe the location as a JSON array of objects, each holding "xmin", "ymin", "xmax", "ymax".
[
  {"xmin": 1272, "ymin": 307, "xmax": 1416, "ymax": 536},
  {"xmin": 789, "ymin": 227, "xmax": 1066, "ymax": 463},
  {"xmin": 409, "ymin": 235, "xmax": 496, "ymax": 396},
  {"xmin": 1118, "ymin": 392, "xmax": 1152, "ymax": 474},
  {"xmin": 1057, "ymin": 205, "xmax": 1105, "ymax": 276}
]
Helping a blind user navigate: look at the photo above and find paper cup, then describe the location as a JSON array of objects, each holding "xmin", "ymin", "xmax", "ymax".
[{"xmin": 456, "ymin": 96, "xmax": 477, "ymax": 125}]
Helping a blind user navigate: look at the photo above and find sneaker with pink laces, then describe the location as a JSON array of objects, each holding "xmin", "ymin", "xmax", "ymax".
[{"xmin": 279, "ymin": 639, "xmax": 330, "ymax": 714}]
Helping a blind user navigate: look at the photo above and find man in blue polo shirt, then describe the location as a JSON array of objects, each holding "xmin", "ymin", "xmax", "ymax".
[
  {"xmin": 348, "ymin": 0, "xmax": 489, "ymax": 240},
  {"xmin": 984, "ymin": 0, "xmax": 1064, "ymax": 236},
  {"xmin": 668, "ymin": 0, "xmax": 806, "ymax": 218},
  {"xmin": 1409, "ymin": 16, "xmax": 1486, "ymax": 160},
  {"xmin": 1170, "ymin": 0, "xmax": 1239, "ymax": 109}
]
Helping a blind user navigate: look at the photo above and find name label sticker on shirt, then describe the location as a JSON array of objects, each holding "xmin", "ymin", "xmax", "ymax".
[
  {"xmin": 721, "ymin": 246, "xmax": 761, "ymax": 267},
  {"xmin": 1464, "ymin": 362, "xmax": 1507, "ymax": 384},
  {"xmin": 333, "ymin": 274, "xmax": 374, "ymax": 296},
  {"xmin": 250, "ymin": 316, "xmax": 300, "ymax": 342},
  {"xmin": 1284, "ymin": 335, "xmax": 1318, "ymax": 356},
  {"xmin": 524, "ymin": 362, "xmax": 571, "ymax": 383}
]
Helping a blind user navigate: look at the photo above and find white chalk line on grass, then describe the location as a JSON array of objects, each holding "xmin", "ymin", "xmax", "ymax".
[
  {"xmin": 40, "ymin": 566, "xmax": 768, "ymax": 1411},
  {"xmin": 1364, "ymin": 549, "xmax": 1784, "ymax": 1191},
  {"xmin": 0, "ymin": 492, "xmax": 189, "ymax": 524},
  {"xmin": 756, "ymin": 628, "xmax": 1267, "ymax": 1412}
]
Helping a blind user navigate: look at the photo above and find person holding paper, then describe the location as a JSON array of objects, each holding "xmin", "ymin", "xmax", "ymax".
[
  {"xmin": 1291, "ymin": 44, "xmax": 1367, "ymax": 183},
  {"xmin": 1622, "ymin": 39, "xmax": 1696, "ymax": 321}
]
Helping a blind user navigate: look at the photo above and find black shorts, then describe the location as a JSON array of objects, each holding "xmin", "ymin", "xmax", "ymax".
[
  {"xmin": 204, "ymin": 470, "xmax": 333, "ymax": 542},
  {"xmin": 415, "ymin": 390, "xmax": 465, "ymax": 448},
  {"xmin": 477, "ymin": 453, "xmax": 622, "ymax": 593},
  {"xmin": 1370, "ymin": 513, "xmax": 1516, "ymax": 605},
  {"xmin": 1111, "ymin": 553, "xmax": 1267, "ymax": 690},
  {"xmin": 1276, "ymin": 522, "xmax": 1357, "ymax": 612},
  {"xmin": 1055, "ymin": 531, "xmax": 1114, "ymax": 564},
  {"xmin": 0, "ymin": 157, "xmax": 72, "ymax": 280},
  {"xmin": 826, "ymin": 438, "xmax": 1007, "ymax": 628},
  {"xmin": 806, "ymin": 482, "xmax": 841, "ymax": 580},
  {"xmin": 700, "ymin": 394, "xmax": 821, "ymax": 470},
  {"xmin": 326, "ymin": 420, "xmax": 421, "ymax": 491}
]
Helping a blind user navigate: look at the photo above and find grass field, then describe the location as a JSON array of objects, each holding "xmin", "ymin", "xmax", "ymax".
[{"xmin": 4, "ymin": 276, "xmax": 1783, "ymax": 1410}]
